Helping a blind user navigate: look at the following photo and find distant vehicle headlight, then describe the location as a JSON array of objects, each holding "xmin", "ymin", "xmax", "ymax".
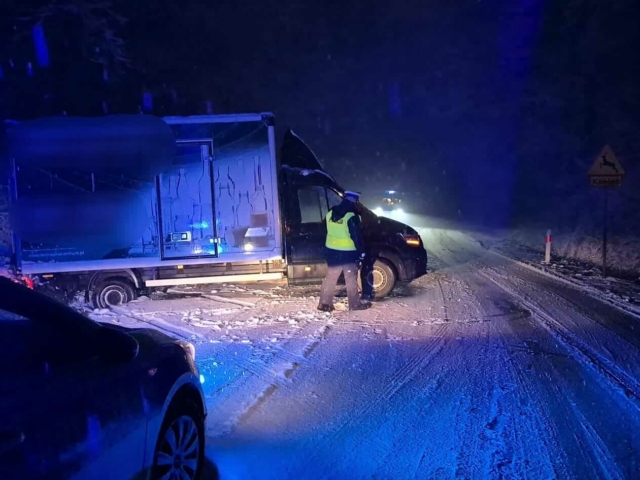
[
  {"xmin": 395, "ymin": 208, "xmax": 404, "ymax": 214},
  {"xmin": 374, "ymin": 207, "xmax": 383, "ymax": 215}
]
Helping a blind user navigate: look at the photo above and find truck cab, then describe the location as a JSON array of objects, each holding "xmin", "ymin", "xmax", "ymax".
[{"xmin": 279, "ymin": 131, "xmax": 427, "ymax": 297}]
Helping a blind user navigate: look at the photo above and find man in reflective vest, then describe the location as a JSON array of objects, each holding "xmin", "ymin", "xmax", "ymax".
[{"xmin": 318, "ymin": 191, "xmax": 371, "ymax": 312}]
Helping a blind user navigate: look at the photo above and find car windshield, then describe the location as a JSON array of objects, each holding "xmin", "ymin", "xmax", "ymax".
[{"xmin": 356, "ymin": 201, "xmax": 378, "ymax": 222}]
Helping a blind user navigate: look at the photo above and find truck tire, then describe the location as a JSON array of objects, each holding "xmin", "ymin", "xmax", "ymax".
[
  {"xmin": 361, "ymin": 259, "xmax": 396, "ymax": 299},
  {"xmin": 92, "ymin": 278, "xmax": 136, "ymax": 309}
]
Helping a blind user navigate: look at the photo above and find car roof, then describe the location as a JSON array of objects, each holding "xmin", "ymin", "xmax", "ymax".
[{"xmin": 0, "ymin": 277, "xmax": 99, "ymax": 333}]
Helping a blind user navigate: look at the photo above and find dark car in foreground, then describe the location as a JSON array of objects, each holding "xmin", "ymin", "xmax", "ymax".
[{"xmin": 0, "ymin": 277, "xmax": 207, "ymax": 480}]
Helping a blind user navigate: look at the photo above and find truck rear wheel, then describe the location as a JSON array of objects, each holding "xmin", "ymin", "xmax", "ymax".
[
  {"xmin": 361, "ymin": 259, "xmax": 396, "ymax": 299},
  {"xmin": 92, "ymin": 278, "xmax": 136, "ymax": 309}
]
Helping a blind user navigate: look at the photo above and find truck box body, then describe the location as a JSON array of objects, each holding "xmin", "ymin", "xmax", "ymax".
[{"xmin": 9, "ymin": 113, "xmax": 283, "ymax": 281}]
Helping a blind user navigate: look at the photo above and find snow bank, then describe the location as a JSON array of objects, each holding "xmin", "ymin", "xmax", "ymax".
[
  {"xmin": 508, "ymin": 185, "xmax": 640, "ymax": 276},
  {"xmin": 507, "ymin": 225, "xmax": 640, "ymax": 277}
]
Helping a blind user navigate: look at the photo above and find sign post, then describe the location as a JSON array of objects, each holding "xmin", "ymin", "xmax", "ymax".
[{"xmin": 587, "ymin": 145, "xmax": 624, "ymax": 278}]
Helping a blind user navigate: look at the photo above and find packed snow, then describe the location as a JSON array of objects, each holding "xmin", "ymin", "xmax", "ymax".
[
  {"xmin": 2, "ymin": 214, "xmax": 640, "ymax": 478},
  {"xmin": 74, "ymin": 217, "xmax": 640, "ymax": 479}
]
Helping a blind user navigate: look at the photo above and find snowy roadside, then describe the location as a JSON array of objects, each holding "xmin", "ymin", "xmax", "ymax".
[
  {"xmin": 492, "ymin": 238, "xmax": 640, "ymax": 319},
  {"xmin": 507, "ymin": 226, "xmax": 640, "ymax": 277},
  {"xmin": 81, "ymin": 283, "xmax": 335, "ymax": 344},
  {"xmin": 414, "ymin": 218, "xmax": 640, "ymax": 319}
]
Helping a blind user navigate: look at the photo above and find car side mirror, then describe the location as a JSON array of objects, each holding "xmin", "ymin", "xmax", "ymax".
[{"xmin": 96, "ymin": 327, "xmax": 139, "ymax": 364}]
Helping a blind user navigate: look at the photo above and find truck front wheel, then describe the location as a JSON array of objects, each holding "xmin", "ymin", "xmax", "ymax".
[
  {"xmin": 361, "ymin": 259, "xmax": 397, "ymax": 299},
  {"xmin": 92, "ymin": 278, "xmax": 136, "ymax": 309}
]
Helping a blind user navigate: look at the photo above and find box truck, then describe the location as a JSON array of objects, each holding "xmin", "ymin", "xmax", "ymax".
[{"xmin": 4, "ymin": 113, "xmax": 427, "ymax": 308}]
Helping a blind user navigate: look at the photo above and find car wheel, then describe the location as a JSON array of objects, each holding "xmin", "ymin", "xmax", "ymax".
[
  {"xmin": 363, "ymin": 259, "xmax": 396, "ymax": 298},
  {"xmin": 91, "ymin": 278, "xmax": 136, "ymax": 309},
  {"xmin": 152, "ymin": 400, "xmax": 205, "ymax": 480}
]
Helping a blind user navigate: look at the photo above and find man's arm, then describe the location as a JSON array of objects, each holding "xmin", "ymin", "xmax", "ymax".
[{"xmin": 347, "ymin": 215, "xmax": 365, "ymax": 256}]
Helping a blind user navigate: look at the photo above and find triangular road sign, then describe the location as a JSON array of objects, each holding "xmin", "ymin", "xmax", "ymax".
[{"xmin": 588, "ymin": 145, "xmax": 625, "ymax": 176}]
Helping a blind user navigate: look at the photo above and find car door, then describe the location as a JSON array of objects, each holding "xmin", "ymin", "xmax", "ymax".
[
  {"xmin": 0, "ymin": 295, "xmax": 147, "ymax": 480},
  {"xmin": 285, "ymin": 184, "xmax": 343, "ymax": 283}
]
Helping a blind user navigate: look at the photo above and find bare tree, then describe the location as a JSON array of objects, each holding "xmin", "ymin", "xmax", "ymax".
[{"xmin": 3, "ymin": 0, "xmax": 130, "ymax": 75}]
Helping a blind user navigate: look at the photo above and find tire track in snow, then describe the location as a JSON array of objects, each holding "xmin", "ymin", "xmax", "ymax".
[
  {"xmin": 478, "ymin": 269, "xmax": 640, "ymax": 408},
  {"xmin": 452, "ymin": 271, "xmax": 559, "ymax": 480},
  {"xmin": 437, "ymin": 277, "xmax": 450, "ymax": 322},
  {"xmin": 478, "ymin": 269, "xmax": 634, "ymax": 479},
  {"xmin": 504, "ymin": 342, "xmax": 569, "ymax": 480},
  {"xmin": 290, "ymin": 323, "xmax": 450, "ymax": 476},
  {"xmin": 490, "ymin": 250, "xmax": 640, "ymax": 321},
  {"xmin": 205, "ymin": 321, "xmax": 332, "ymax": 438},
  {"xmin": 110, "ymin": 305, "xmax": 205, "ymax": 340},
  {"xmin": 504, "ymin": 261, "xmax": 640, "ymax": 352},
  {"xmin": 466, "ymin": 266, "xmax": 630, "ymax": 479}
]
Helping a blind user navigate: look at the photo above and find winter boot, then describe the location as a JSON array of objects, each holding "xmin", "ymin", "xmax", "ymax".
[{"xmin": 317, "ymin": 303, "xmax": 335, "ymax": 312}]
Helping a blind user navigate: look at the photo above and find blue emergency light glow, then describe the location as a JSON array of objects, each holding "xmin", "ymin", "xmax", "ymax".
[
  {"xmin": 33, "ymin": 25, "xmax": 50, "ymax": 68},
  {"xmin": 190, "ymin": 221, "xmax": 210, "ymax": 229}
]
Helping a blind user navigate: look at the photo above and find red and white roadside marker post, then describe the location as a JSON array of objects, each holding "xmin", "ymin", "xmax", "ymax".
[
  {"xmin": 587, "ymin": 145, "xmax": 625, "ymax": 279},
  {"xmin": 544, "ymin": 230, "xmax": 551, "ymax": 264}
]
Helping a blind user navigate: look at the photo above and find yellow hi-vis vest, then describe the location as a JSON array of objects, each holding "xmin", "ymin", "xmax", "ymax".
[{"xmin": 325, "ymin": 211, "xmax": 358, "ymax": 251}]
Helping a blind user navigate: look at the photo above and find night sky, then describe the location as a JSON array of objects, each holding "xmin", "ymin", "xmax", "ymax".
[{"xmin": 1, "ymin": 0, "xmax": 639, "ymax": 226}]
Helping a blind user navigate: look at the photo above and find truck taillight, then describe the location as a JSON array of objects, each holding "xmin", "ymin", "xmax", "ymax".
[{"xmin": 17, "ymin": 276, "xmax": 35, "ymax": 289}]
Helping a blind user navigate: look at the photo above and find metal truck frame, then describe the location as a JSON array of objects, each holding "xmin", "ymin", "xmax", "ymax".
[{"xmin": 8, "ymin": 113, "xmax": 288, "ymax": 307}]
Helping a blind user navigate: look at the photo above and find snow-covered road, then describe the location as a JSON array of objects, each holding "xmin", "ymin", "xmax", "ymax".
[{"xmin": 93, "ymin": 218, "xmax": 640, "ymax": 479}]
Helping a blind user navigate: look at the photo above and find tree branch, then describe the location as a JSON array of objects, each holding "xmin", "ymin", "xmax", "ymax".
[{"xmin": 21, "ymin": 0, "xmax": 131, "ymax": 71}]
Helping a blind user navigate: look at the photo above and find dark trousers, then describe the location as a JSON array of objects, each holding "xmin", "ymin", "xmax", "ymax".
[
  {"xmin": 319, "ymin": 262, "xmax": 361, "ymax": 309},
  {"xmin": 359, "ymin": 255, "xmax": 375, "ymax": 300}
]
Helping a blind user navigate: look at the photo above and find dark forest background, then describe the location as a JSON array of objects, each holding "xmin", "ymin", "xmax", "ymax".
[{"xmin": 1, "ymin": 0, "xmax": 639, "ymax": 241}]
